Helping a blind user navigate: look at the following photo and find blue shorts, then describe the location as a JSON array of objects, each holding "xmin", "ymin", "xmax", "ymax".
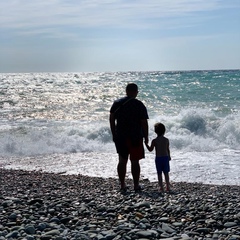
[{"xmin": 155, "ymin": 156, "xmax": 170, "ymax": 174}]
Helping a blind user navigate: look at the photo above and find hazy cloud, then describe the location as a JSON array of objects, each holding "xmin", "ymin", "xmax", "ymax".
[
  {"xmin": 1, "ymin": 0, "xmax": 239, "ymax": 72},
  {"xmin": 1, "ymin": 0, "xmax": 237, "ymax": 32}
]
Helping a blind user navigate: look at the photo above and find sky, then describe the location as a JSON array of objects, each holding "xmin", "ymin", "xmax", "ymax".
[{"xmin": 0, "ymin": 0, "xmax": 240, "ymax": 73}]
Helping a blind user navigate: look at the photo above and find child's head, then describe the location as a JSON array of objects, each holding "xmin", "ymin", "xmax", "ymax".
[{"xmin": 154, "ymin": 122, "xmax": 166, "ymax": 136}]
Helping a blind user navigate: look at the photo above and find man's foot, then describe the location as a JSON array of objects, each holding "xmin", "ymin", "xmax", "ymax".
[
  {"xmin": 120, "ymin": 186, "xmax": 128, "ymax": 194},
  {"xmin": 166, "ymin": 188, "xmax": 174, "ymax": 194},
  {"xmin": 134, "ymin": 185, "xmax": 142, "ymax": 193}
]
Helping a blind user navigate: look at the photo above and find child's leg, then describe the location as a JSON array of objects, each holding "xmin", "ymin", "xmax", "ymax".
[
  {"xmin": 164, "ymin": 172, "xmax": 170, "ymax": 191},
  {"xmin": 157, "ymin": 173, "xmax": 164, "ymax": 192}
]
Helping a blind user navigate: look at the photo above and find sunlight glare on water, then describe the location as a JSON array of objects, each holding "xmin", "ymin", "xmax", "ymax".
[{"xmin": 0, "ymin": 70, "xmax": 239, "ymax": 185}]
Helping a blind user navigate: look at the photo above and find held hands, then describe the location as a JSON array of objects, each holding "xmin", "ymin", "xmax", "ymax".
[{"xmin": 144, "ymin": 139, "xmax": 152, "ymax": 152}]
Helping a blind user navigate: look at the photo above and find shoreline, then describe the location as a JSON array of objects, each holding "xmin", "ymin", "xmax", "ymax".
[
  {"xmin": 0, "ymin": 168, "xmax": 239, "ymax": 239},
  {"xmin": 1, "ymin": 152, "xmax": 239, "ymax": 186}
]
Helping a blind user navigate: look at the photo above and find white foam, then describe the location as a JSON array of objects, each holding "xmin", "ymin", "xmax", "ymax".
[
  {"xmin": 1, "ymin": 149, "xmax": 239, "ymax": 185},
  {"xmin": 1, "ymin": 109, "xmax": 239, "ymax": 157}
]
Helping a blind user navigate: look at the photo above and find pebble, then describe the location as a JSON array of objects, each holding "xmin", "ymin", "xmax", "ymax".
[{"xmin": 0, "ymin": 169, "xmax": 239, "ymax": 239}]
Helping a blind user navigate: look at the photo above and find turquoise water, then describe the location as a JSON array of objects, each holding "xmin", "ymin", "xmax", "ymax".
[
  {"xmin": 138, "ymin": 70, "xmax": 239, "ymax": 115},
  {"xmin": 0, "ymin": 70, "xmax": 239, "ymax": 185}
]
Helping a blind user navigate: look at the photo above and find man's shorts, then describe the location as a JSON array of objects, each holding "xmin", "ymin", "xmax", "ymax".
[
  {"xmin": 115, "ymin": 137, "xmax": 144, "ymax": 161},
  {"xmin": 155, "ymin": 156, "xmax": 170, "ymax": 174}
]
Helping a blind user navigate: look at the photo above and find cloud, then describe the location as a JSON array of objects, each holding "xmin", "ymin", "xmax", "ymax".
[
  {"xmin": 1, "ymin": 0, "xmax": 237, "ymax": 33},
  {"xmin": 1, "ymin": 0, "xmax": 239, "ymax": 73}
]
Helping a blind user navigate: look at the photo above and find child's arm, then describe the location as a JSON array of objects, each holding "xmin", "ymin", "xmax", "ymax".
[{"xmin": 145, "ymin": 139, "xmax": 155, "ymax": 152}]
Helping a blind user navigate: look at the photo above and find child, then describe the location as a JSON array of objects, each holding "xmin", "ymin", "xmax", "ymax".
[{"xmin": 145, "ymin": 122, "xmax": 171, "ymax": 192}]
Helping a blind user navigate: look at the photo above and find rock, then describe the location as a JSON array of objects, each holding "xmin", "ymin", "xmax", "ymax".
[
  {"xmin": 195, "ymin": 227, "xmax": 211, "ymax": 233},
  {"xmin": 134, "ymin": 201, "xmax": 151, "ymax": 208},
  {"xmin": 159, "ymin": 217, "xmax": 169, "ymax": 222},
  {"xmin": 224, "ymin": 222, "xmax": 237, "ymax": 228},
  {"xmin": 137, "ymin": 230, "xmax": 155, "ymax": 238},
  {"xmin": 43, "ymin": 229, "xmax": 61, "ymax": 236},
  {"xmin": 0, "ymin": 169, "xmax": 239, "ymax": 240},
  {"xmin": 162, "ymin": 223, "xmax": 176, "ymax": 234},
  {"xmin": 25, "ymin": 224, "xmax": 36, "ymax": 234}
]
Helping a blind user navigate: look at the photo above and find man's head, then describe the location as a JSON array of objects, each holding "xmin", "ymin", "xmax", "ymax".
[{"xmin": 126, "ymin": 83, "xmax": 138, "ymax": 98}]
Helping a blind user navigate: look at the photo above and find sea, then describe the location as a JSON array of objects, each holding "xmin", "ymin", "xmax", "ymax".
[{"xmin": 0, "ymin": 70, "xmax": 239, "ymax": 186}]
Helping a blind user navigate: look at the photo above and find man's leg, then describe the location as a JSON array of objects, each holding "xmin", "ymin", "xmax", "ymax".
[
  {"xmin": 117, "ymin": 155, "xmax": 128, "ymax": 189},
  {"xmin": 131, "ymin": 160, "xmax": 140, "ymax": 190}
]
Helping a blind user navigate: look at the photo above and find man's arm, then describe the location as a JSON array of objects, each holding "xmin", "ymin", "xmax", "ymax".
[
  {"xmin": 141, "ymin": 119, "xmax": 149, "ymax": 145},
  {"xmin": 167, "ymin": 139, "xmax": 171, "ymax": 160},
  {"xmin": 145, "ymin": 139, "xmax": 154, "ymax": 152},
  {"xmin": 109, "ymin": 113, "xmax": 116, "ymax": 141}
]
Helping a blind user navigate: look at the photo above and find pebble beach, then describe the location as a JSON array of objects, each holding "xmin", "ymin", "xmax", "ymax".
[{"xmin": 0, "ymin": 169, "xmax": 239, "ymax": 240}]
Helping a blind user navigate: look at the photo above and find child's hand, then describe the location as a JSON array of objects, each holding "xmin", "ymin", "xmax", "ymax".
[{"xmin": 145, "ymin": 140, "xmax": 154, "ymax": 152}]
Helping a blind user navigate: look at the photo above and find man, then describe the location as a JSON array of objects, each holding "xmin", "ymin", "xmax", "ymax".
[{"xmin": 109, "ymin": 83, "xmax": 149, "ymax": 192}]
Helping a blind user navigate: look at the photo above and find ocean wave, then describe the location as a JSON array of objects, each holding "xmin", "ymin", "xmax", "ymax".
[
  {"xmin": 0, "ymin": 109, "xmax": 239, "ymax": 157},
  {"xmin": 149, "ymin": 108, "xmax": 240, "ymax": 152}
]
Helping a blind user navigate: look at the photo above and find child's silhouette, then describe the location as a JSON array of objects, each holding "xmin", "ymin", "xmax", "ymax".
[{"xmin": 145, "ymin": 122, "xmax": 171, "ymax": 192}]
